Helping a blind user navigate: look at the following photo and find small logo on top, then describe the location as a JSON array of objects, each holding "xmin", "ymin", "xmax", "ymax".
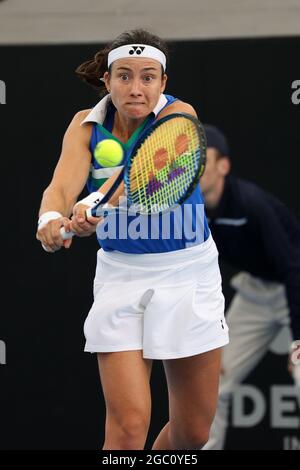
[{"xmin": 129, "ymin": 46, "xmax": 145, "ymax": 56}]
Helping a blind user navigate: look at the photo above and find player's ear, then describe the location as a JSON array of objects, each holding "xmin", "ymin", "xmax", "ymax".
[
  {"xmin": 160, "ymin": 73, "xmax": 167, "ymax": 93},
  {"xmin": 103, "ymin": 71, "xmax": 110, "ymax": 92},
  {"xmin": 218, "ymin": 157, "xmax": 231, "ymax": 176}
]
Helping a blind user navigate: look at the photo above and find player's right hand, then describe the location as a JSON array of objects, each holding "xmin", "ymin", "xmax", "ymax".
[
  {"xmin": 70, "ymin": 203, "xmax": 100, "ymax": 237},
  {"xmin": 36, "ymin": 216, "xmax": 73, "ymax": 252}
]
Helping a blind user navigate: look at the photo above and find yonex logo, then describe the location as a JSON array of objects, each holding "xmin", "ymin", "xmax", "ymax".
[
  {"xmin": 0, "ymin": 80, "xmax": 6, "ymax": 104},
  {"xmin": 129, "ymin": 46, "xmax": 145, "ymax": 56}
]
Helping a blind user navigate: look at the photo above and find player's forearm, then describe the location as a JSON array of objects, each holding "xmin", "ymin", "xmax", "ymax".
[
  {"xmin": 108, "ymin": 181, "xmax": 125, "ymax": 206},
  {"xmin": 98, "ymin": 169, "xmax": 125, "ymax": 206},
  {"xmin": 38, "ymin": 185, "xmax": 76, "ymax": 218}
]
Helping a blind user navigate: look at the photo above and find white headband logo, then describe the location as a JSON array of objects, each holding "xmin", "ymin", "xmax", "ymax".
[
  {"xmin": 107, "ymin": 44, "xmax": 166, "ymax": 71},
  {"xmin": 129, "ymin": 46, "xmax": 145, "ymax": 55}
]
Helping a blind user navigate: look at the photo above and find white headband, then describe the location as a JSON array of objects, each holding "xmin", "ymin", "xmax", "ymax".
[{"xmin": 107, "ymin": 44, "xmax": 166, "ymax": 71}]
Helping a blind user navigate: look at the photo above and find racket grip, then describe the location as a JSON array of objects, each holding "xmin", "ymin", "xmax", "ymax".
[
  {"xmin": 60, "ymin": 226, "xmax": 75, "ymax": 240},
  {"xmin": 86, "ymin": 207, "xmax": 93, "ymax": 218},
  {"xmin": 87, "ymin": 202, "xmax": 111, "ymax": 218}
]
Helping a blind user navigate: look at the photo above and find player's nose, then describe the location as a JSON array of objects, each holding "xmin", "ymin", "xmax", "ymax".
[{"xmin": 129, "ymin": 78, "xmax": 143, "ymax": 95}]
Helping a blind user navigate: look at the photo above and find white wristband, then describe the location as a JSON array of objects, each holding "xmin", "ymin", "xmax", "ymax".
[
  {"xmin": 74, "ymin": 192, "xmax": 105, "ymax": 209},
  {"xmin": 38, "ymin": 211, "xmax": 63, "ymax": 230},
  {"xmin": 37, "ymin": 211, "xmax": 63, "ymax": 253}
]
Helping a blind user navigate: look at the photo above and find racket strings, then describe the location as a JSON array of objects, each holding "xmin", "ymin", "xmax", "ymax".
[{"xmin": 129, "ymin": 116, "xmax": 203, "ymax": 213}]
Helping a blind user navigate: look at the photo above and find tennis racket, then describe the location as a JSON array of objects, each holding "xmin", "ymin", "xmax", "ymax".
[{"xmin": 60, "ymin": 112, "xmax": 206, "ymax": 240}]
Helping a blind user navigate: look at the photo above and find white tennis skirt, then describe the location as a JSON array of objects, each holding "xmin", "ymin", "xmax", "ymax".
[{"xmin": 84, "ymin": 234, "xmax": 229, "ymax": 359}]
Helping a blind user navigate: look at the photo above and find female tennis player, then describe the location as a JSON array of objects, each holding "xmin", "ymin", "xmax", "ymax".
[{"xmin": 36, "ymin": 29, "xmax": 229, "ymax": 450}]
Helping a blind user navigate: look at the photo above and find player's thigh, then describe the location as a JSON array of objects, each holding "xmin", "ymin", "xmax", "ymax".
[
  {"xmin": 97, "ymin": 351, "xmax": 153, "ymax": 420},
  {"xmin": 163, "ymin": 348, "xmax": 222, "ymax": 430}
]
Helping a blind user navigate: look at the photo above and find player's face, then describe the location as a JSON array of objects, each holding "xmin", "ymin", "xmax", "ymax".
[
  {"xmin": 200, "ymin": 148, "xmax": 224, "ymax": 195},
  {"xmin": 104, "ymin": 58, "xmax": 167, "ymax": 120}
]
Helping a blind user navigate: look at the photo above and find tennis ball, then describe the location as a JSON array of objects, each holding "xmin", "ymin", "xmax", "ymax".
[{"xmin": 94, "ymin": 139, "xmax": 124, "ymax": 167}]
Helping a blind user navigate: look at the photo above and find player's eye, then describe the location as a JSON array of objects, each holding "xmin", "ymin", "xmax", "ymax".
[
  {"xmin": 119, "ymin": 73, "xmax": 130, "ymax": 81},
  {"xmin": 143, "ymin": 75, "xmax": 154, "ymax": 82}
]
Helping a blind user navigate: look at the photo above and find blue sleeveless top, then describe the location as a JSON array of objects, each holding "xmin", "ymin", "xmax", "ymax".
[{"xmin": 86, "ymin": 94, "xmax": 210, "ymax": 253}]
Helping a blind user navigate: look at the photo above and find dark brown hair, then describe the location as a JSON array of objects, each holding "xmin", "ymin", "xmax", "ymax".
[{"xmin": 75, "ymin": 29, "xmax": 169, "ymax": 97}]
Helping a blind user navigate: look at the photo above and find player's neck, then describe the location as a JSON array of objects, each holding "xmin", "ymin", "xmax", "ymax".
[
  {"xmin": 204, "ymin": 178, "xmax": 225, "ymax": 210},
  {"xmin": 113, "ymin": 112, "xmax": 144, "ymax": 142}
]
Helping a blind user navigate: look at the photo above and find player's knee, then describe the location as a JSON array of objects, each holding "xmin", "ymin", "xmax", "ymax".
[
  {"xmin": 107, "ymin": 410, "xmax": 150, "ymax": 449},
  {"xmin": 169, "ymin": 425, "xmax": 210, "ymax": 450},
  {"xmin": 124, "ymin": 413, "xmax": 150, "ymax": 438}
]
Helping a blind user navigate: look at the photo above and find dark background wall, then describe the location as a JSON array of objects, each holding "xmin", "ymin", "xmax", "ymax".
[{"xmin": 0, "ymin": 37, "xmax": 300, "ymax": 450}]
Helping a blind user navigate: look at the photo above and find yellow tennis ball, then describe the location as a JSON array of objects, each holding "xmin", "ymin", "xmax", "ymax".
[{"xmin": 94, "ymin": 139, "xmax": 124, "ymax": 167}]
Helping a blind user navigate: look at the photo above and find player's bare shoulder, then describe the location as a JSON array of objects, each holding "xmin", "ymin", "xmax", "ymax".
[
  {"xmin": 71, "ymin": 109, "xmax": 92, "ymax": 127},
  {"xmin": 64, "ymin": 109, "xmax": 93, "ymax": 143}
]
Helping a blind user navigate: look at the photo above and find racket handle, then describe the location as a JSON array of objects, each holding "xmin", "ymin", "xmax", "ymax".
[
  {"xmin": 59, "ymin": 204, "xmax": 108, "ymax": 238},
  {"xmin": 88, "ymin": 202, "xmax": 112, "ymax": 218},
  {"xmin": 86, "ymin": 207, "xmax": 93, "ymax": 218},
  {"xmin": 59, "ymin": 207, "xmax": 96, "ymax": 238},
  {"xmin": 60, "ymin": 226, "xmax": 75, "ymax": 240},
  {"xmin": 40, "ymin": 228, "xmax": 73, "ymax": 252}
]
